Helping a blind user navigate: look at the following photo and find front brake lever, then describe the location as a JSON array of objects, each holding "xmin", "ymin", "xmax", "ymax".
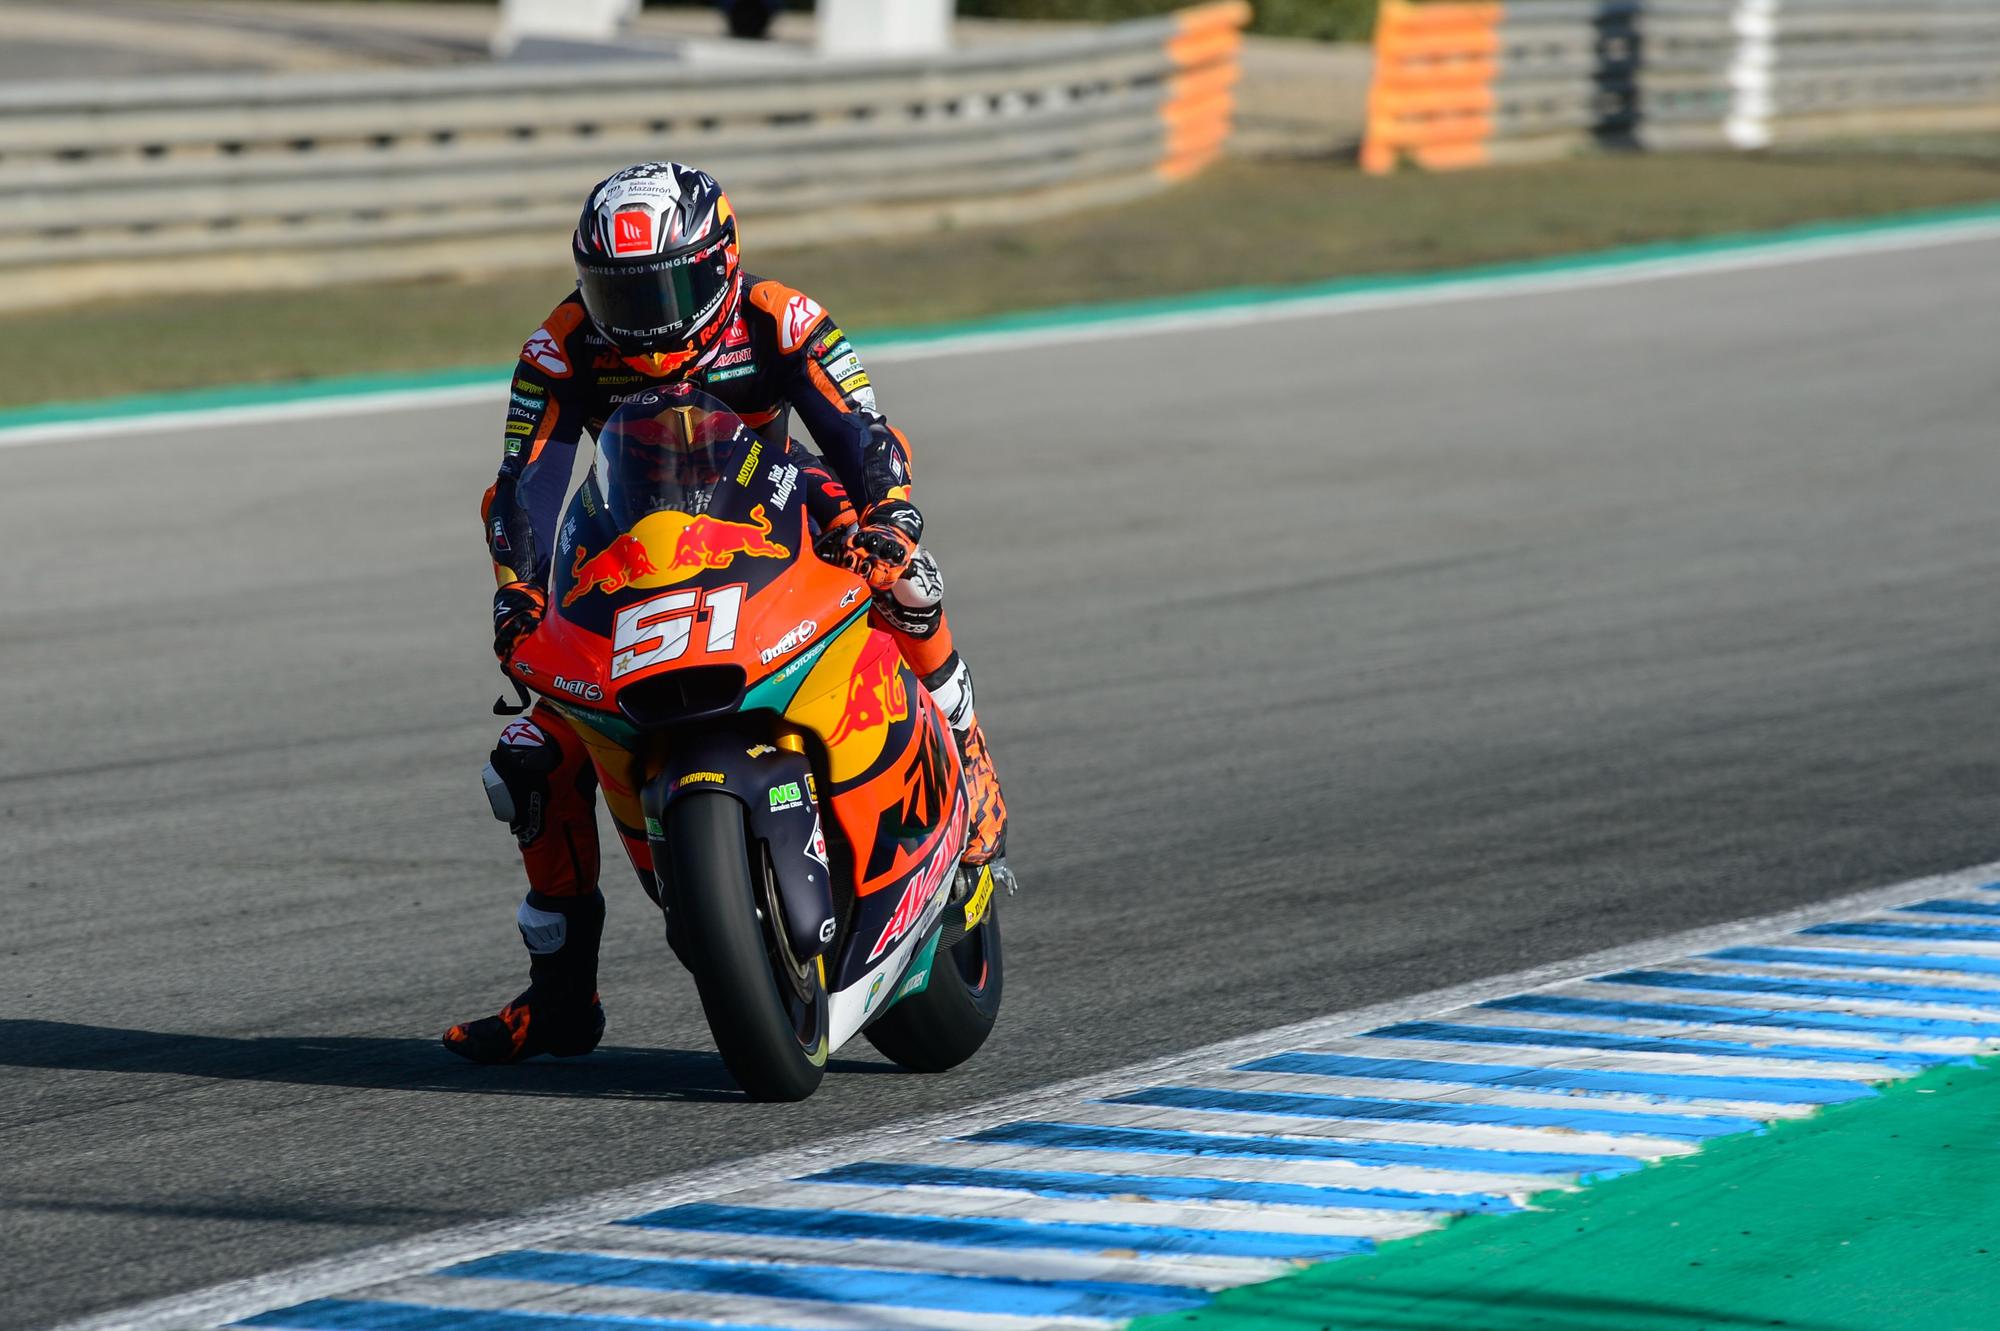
[{"xmin": 492, "ymin": 675, "xmax": 530, "ymax": 716}]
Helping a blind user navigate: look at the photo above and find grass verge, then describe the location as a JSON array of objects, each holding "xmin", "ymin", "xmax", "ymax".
[
  {"xmin": 17, "ymin": 148, "xmax": 2000, "ymax": 410},
  {"xmin": 1131, "ymin": 1055, "xmax": 2000, "ymax": 1331}
]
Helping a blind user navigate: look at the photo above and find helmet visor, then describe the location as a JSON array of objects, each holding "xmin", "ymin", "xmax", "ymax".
[{"xmin": 577, "ymin": 237, "xmax": 733, "ymax": 353}]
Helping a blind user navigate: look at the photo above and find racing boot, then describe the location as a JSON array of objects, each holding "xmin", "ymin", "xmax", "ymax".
[
  {"xmin": 443, "ymin": 889, "xmax": 606, "ymax": 1064},
  {"xmin": 921, "ymin": 654, "xmax": 1012, "ymax": 880}
]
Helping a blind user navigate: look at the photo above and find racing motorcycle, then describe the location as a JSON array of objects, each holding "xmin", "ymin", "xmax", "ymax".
[{"xmin": 498, "ymin": 385, "xmax": 1002, "ymax": 1101}]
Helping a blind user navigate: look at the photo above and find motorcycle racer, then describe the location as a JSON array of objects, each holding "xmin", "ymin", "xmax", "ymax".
[{"xmin": 446, "ymin": 161, "xmax": 1010, "ymax": 1065}]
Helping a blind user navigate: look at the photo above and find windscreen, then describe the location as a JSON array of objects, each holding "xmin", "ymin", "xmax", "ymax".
[
  {"xmin": 593, "ymin": 388, "xmax": 760, "ymax": 530},
  {"xmin": 550, "ymin": 387, "xmax": 798, "ymax": 630}
]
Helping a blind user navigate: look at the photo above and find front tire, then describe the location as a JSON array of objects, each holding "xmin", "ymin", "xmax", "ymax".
[
  {"xmin": 864, "ymin": 897, "xmax": 1003, "ymax": 1073},
  {"xmin": 668, "ymin": 791, "xmax": 828, "ymax": 1101}
]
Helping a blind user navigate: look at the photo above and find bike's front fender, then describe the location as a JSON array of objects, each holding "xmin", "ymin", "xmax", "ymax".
[{"xmin": 643, "ymin": 731, "xmax": 835, "ymax": 964}]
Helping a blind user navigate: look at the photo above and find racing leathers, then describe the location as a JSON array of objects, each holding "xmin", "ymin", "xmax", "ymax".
[{"xmin": 447, "ymin": 276, "xmax": 1006, "ymax": 1064}]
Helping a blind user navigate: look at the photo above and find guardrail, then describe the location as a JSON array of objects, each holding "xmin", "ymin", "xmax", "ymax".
[
  {"xmin": 0, "ymin": 1, "xmax": 1247, "ymax": 311},
  {"xmin": 1362, "ymin": 0, "xmax": 2000, "ymax": 173}
]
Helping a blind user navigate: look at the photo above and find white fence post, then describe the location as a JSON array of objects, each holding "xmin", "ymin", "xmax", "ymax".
[
  {"xmin": 1725, "ymin": 0, "xmax": 1777, "ymax": 149},
  {"xmin": 818, "ymin": 0, "xmax": 954, "ymax": 57},
  {"xmin": 493, "ymin": 0, "xmax": 643, "ymax": 56}
]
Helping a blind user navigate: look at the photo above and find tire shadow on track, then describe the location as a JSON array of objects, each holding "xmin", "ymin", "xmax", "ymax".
[{"xmin": 0, "ymin": 1019, "xmax": 898, "ymax": 1104}]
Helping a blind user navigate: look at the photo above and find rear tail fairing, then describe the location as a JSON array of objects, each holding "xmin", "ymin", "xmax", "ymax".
[{"xmin": 646, "ymin": 734, "xmax": 834, "ymax": 967}]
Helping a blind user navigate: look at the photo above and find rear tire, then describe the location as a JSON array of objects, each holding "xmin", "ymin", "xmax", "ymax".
[
  {"xmin": 668, "ymin": 791, "xmax": 828, "ymax": 1101},
  {"xmin": 864, "ymin": 898, "xmax": 1003, "ymax": 1073}
]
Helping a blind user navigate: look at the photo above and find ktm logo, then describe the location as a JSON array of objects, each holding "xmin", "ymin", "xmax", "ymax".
[
  {"xmin": 866, "ymin": 791, "xmax": 968, "ymax": 963},
  {"xmin": 866, "ymin": 715, "xmax": 949, "ymax": 880}
]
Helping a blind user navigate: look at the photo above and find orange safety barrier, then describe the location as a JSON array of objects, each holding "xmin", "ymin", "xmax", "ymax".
[
  {"xmin": 1361, "ymin": 0, "xmax": 1505, "ymax": 174},
  {"xmin": 1159, "ymin": 0, "xmax": 1251, "ymax": 182}
]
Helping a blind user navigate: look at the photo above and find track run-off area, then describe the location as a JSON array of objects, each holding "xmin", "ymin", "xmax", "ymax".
[{"xmin": 4, "ymin": 216, "xmax": 1999, "ymax": 1329}]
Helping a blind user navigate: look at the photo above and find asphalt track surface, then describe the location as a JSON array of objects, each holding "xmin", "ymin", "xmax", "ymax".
[{"xmin": 5, "ymin": 236, "xmax": 1998, "ymax": 1328}]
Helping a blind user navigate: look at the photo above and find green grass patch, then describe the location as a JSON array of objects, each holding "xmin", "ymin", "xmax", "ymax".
[
  {"xmin": 18, "ymin": 149, "xmax": 2000, "ymax": 410},
  {"xmin": 1133, "ymin": 1056, "xmax": 2000, "ymax": 1331}
]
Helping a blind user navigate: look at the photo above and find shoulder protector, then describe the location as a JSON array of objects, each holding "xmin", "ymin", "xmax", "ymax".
[
  {"xmin": 520, "ymin": 299, "xmax": 588, "ymax": 379},
  {"xmin": 748, "ymin": 278, "xmax": 831, "ymax": 356}
]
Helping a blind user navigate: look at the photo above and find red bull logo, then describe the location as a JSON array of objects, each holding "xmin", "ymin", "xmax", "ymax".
[
  {"xmin": 565, "ymin": 504, "xmax": 792, "ymax": 605},
  {"xmin": 564, "ymin": 533, "xmax": 657, "ymax": 606},
  {"xmin": 828, "ymin": 635, "xmax": 910, "ymax": 747},
  {"xmin": 666, "ymin": 503, "xmax": 789, "ymax": 572}
]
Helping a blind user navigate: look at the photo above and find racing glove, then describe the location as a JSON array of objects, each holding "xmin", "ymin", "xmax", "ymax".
[
  {"xmin": 847, "ymin": 499, "xmax": 923, "ymax": 591},
  {"xmin": 492, "ymin": 581, "xmax": 547, "ymax": 662}
]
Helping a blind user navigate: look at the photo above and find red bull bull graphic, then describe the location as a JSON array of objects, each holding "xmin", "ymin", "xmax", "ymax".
[
  {"xmin": 828, "ymin": 633, "xmax": 910, "ymax": 747},
  {"xmin": 665, "ymin": 503, "xmax": 789, "ymax": 572},
  {"xmin": 565, "ymin": 505, "xmax": 793, "ymax": 604},
  {"xmin": 564, "ymin": 533, "xmax": 657, "ymax": 606}
]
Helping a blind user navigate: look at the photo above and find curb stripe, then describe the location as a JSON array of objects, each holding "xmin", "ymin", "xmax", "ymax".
[
  {"xmin": 240, "ymin": 1300, "xmax": 787, "ymax": 1331},
  {"xmin": 1598, "ymin": 968, "xmax": 2000, "ymax": 1010},
  {"xmin": 1103, "ymin": 1085, "xmax": 1762, "ymax": 1138},
  {"xmin": 963, "ymin": 1121, "xmax": 1638, "ymax": 1177},
  {"xmin": 616, "ymin": 1202, "xmax": 1372, "ymax": 1261},
  {"xmin": 1712, "ymin": 946, "xmax": 2000, "ymax": 978},
  {"xmin": 1482, "ymin": 993, "xmax": 2000, "ymax": 1039},
  {"xmin": 1806, "ymin": 921, "xmax": 2000, "ymax": 944},
  {"xmin": 1898, "ymin": 899, "xmax": 2000, "ymax": 920},
  {"xmin": 801, "ymin": 1162, "xmax": 1520, "ymax": 1213},
  {"xmin": 1238, "ymin": 1051, "xmax": 1871, "ymax": 1105},
  {"xmin": 441, "ymin": 1250, "xmax": 1208, "ymax": 1318},
  {"xmin": 1366, "ymin": 1021, "xmax": 1956, "ymax": 1069}
]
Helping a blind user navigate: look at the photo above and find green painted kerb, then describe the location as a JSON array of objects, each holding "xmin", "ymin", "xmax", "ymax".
[
  {"xmin": 8, "ymin": 196, "xmax": 2000, "ymax": 436},
  {"xmin": 1131, "ymin": 1055, "xmax": 2000, "ymax": 1331}
]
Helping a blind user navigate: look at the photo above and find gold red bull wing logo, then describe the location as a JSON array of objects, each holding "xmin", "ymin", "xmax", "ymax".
[{"xmin": 566, "ymin": 503, "xmax": 790, "ymax": 605}]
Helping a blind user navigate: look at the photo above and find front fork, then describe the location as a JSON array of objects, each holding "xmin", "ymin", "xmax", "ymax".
[{"xmin": 642, "ymin": 725, "xmax": 838, "ymax": 970}]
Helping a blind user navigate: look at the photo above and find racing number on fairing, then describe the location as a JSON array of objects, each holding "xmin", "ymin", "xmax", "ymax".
[{"xmin": 611, "ymin": 584, "xmax": 745, "ymax": 679}]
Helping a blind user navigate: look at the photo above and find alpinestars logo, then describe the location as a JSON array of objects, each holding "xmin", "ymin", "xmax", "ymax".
[
  {"xmin": 781, "ymin": 294, "xmax": 824, "ymax": 352},
  {"xmin": 522, "ymin": 329, "xmax": 570, "ymax": 377}
]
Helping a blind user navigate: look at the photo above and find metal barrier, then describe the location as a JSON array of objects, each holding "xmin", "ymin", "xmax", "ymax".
[
  {"xmin": 0, "ymin": 1, "xmax": 1247, "ymax": 310},
  {"xmin": 1362, "ymin": 0, "xmax": 2000, "ymax": 173}
]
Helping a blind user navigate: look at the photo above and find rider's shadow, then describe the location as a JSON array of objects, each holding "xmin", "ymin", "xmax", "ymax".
[{"xmin": 0, "ymin": 1019, "xmax": 894, "ymax": 1102}]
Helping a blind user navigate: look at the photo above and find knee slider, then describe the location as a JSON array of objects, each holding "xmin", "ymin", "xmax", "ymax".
[{"xmin": 487, "ymin": 718, "xmax": 562, "ymax": 844}]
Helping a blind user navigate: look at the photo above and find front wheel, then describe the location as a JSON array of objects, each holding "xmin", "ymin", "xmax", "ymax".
[
  {"xmin": 864, "ymin": 894, "xmax": 1003, "ymax": 1073},
  {"xmin": 668, "ymin": 791, "xmax": 828, "ymax": 1101}
]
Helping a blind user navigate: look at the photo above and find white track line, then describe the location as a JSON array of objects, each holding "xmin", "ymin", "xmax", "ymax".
[
  {"xmin": 7, "ymin": 213, "xmax": 2000, "ymax": 452},
  {"xmin": 54, "ymin": 857, "xmax": 2000, "ymax": 1331}
]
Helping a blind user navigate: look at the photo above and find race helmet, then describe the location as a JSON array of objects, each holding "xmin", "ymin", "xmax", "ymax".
[{"xmin": 573, "ymin": 162, "xmax": 742, "ymax": 379}]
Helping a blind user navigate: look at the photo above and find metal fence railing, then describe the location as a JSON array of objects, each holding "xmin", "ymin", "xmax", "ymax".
[
  {"xmin": 1362, "ymin": 0, "xmax": 2000, "ymax": 173},
  {"xmin": 0, "ymin": 1, "xmax": 1247, "ymax": 310}
]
